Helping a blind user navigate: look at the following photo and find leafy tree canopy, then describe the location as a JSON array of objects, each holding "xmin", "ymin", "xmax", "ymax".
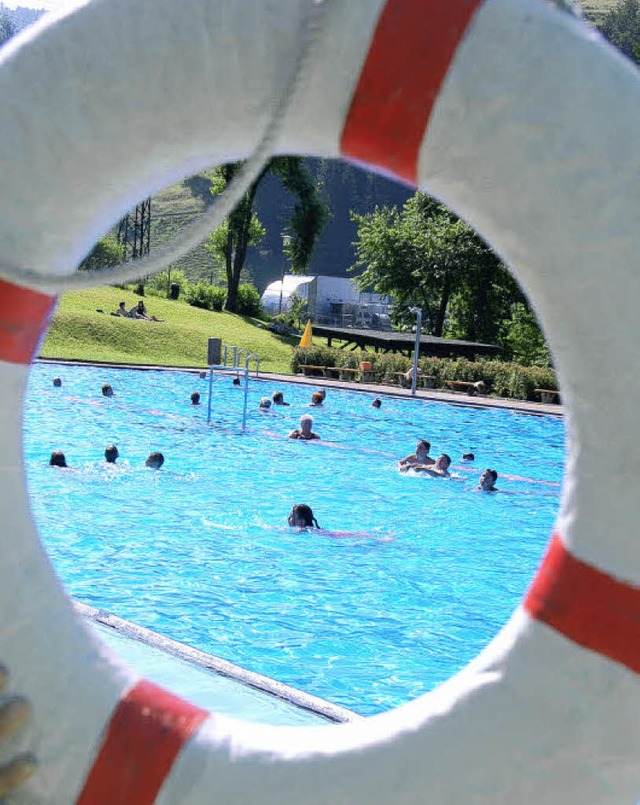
[
  {"xmin": 0, "ymin": 11, "xmax": 15, "ymax": 46},
  {"xmin": 206, "ymin": 157, "xmax": 328, "ymax": 313},
  {"xmin": 350, "ymin": 193, "xmax": 522, "ymax": 343},
  {"xmin": 595, "ymin": 0, "xmax": 640, "ymax": 65}
]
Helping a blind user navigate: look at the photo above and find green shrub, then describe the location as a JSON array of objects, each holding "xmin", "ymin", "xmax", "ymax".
[
  {"xmin": 186, "ymin": 282, "xmax": 225, "ymax": 311},
  {"xmin": 236, "ymin": 284, "xmax": 263, "ymax": 317},
  {"xmin": 291, "ymin": 348, "xmax": 558, "ymax": 402},
  {"xmin": 146, "ymin": 269, "xmax": 191, "ymax": 299}
]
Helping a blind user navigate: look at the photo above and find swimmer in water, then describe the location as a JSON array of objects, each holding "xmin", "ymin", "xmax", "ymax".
[
  {"xmin": 104, "ymin": 444, "xmax": 119, "ymax": 464},
  {"xmin": 398, "ymin": 440, "xmax": 434, "ymax": 471},
  {"xmin": 420, "ymin": 454, "xmax": 451, "ymax": 478},
  {"xmin": 272, "ymin": 390, "xmax": 290, "ymax": 406},
  {"xmin": 101, "ymin": 383, "xmax": 114, "ymax": 397},
  {"xmin": 259, "ymin": 397, "xmax": 272, "ymax": 410},
  {"xmin": 477, "ymin": 468, "xmax": 498, "ymax": 491},
  {"xmin": 190, "ymin": 391, "xmax": 201, "ymax": 405},
  {"xmin": 288, "ymin": 504, "xmax": 320, "ymax": 529},
  {"xmin": 145, "ymin": 452, "xmax": 164, "ymax": 469},
  {"xmin": 288, "ymin": 414, "xmax": 320, "ymax": 440},
  {"xmin": 371, "ymin": 398, "xmax": 382, "ymax": 409},
  {"xmin": 309, "ymin": 392, "xmax": 324, "ymax": 406},
  {"xmin": 49, "ymin": 450, "xmax": 67, "ymax": 467},
  {"xmin": 52, "ymin": 377, "xmax": 62, "ymax": 387}
]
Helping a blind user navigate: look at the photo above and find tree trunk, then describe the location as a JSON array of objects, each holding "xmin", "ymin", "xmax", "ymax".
[{"xmin": 433, "ymin": 272, "xmax": 453, "ymax": 337}]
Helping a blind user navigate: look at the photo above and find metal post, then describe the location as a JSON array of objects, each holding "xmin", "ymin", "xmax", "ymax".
[
  {"xmin": 410, "ymin": 307, "xmax": 422, "ymax": 396},
  {"xmin": 279, "ymin": 233, "xmax": 292, "ymax": 315},
  {"xmin": 206, "ymin": 368, "xmax": 213, "ymax": 424},
  {"xmin": 241, "ymin": 368, "xmax": 249, "ymax": 430}
]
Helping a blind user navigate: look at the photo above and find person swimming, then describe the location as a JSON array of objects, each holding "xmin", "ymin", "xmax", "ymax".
[
  {"xmin": 145, "ymin": 452, "xmax": 164, "ymax": 469},
  {"xmin": 190, "ymin": 391, "xmax": 201, "ymax": 405},
  {"xmin": 420, "ymin": 454, "xmax": 451, "ymax": 478},
  {"xmin": 104, "ymin": 444, "xmax": 119, "ymax": 464},
  {"xmin": 309, "ymin": 392, "xmax": 324, "ymax": 406},
  {"xmin": 398, "ymin": 439, "xmax": 434, "ymax": 471},
  {"xmin": 288, "ymin": 414, "xmax": 320, "ymax": 440},
  {"xmin": 477, "ymin": 468, "xmax": 498, "ymax": 491},
  {"xmin": 371, "ymin": 398, "xmax": 382, "ymax": 409},
  {"xmin": 272, "ymin": 390, "xmax": 290, "ymax": 406},
  {"xmin": 288, "ymin": 504, "xmax": 320, "ymax": 529},
  {"xmin": 49, "ymin": 450, "xmax": 67, "ymax": 467},
  {"xmin": 101, "ymin": 383, "xmax": 114, "ymax": 397},
  {"xmin": 259, "ymin": 397, "xmax": 272, "ymax": 410}
]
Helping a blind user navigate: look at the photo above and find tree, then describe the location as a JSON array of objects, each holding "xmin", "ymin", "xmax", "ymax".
[
  {"xmin": 205, "ymin": 157, "xmax": 328, "ymax": 313},
  {"xmin": 0, "ymin": 11, "xmax": 15, "ymax": 47},
  {"xmin": 78, "ymin": 236, "xmax": 123, "ymax": 272},
  {"xmin": 595, "ymin": 0, "xmax": 640, "ymax": 65},
  {"xmin": 288, "ymin": 292, "xmax": 308, "ymax": 329},
  {"xmin": 350, "ymin": 193, "xmax": 518, "ymax": 341}
]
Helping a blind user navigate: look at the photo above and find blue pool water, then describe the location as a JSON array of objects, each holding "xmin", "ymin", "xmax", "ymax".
[{"xmin": 24, "ymin": 362, "xmax": 564, "ymax": 716}]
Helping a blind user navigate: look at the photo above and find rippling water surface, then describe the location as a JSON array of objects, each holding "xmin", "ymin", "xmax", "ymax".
[{"xmin": 24, "ymin": 362, "xmax": 564, "ymax": 715}]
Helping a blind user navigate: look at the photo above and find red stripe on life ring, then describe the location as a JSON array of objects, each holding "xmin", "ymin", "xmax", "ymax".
[
  {"xmin": 340, "ymin": 0, "xmax": 484, "ymax": 184},
  {"xmin": 524, "ymin": 534, "xmax": 640, "ymax": 675},
  {"xmin": 0, "ymin": 279, "xmax": 56, "ymax": 365},
  {"xmin": 76, "ymin": 680, "xmax": 208, "ymax": 805}
]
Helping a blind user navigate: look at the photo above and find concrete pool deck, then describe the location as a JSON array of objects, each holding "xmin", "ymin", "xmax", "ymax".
[{"xmin": 37, "ymin": 359, "xmax": 564, "ymax": 418}]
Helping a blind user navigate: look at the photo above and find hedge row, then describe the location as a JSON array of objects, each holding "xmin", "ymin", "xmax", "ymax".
[{"xmin": 291, "ymin": 347, "xmax": 557, "ymax": 402}]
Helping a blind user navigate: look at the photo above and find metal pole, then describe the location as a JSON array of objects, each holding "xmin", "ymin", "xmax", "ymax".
[
  {"xmin": 410, "ymin": 307, "xmax": 422, "ymax": 396},
  {"xmin": 241, "ymin": 368, "xmax": 248, "ymax": 430},
  {"xmin": 206, "ymin": 367, "xmax": 213, "ymax": 424},
  {"xmin": 279, "ymin": 233, "xmax": 292, "ymax": 315}
]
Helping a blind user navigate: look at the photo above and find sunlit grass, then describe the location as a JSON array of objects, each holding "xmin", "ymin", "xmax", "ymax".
[{"xmin": 40, "ymin": 287, "xmax": 303, "ymax": 373}]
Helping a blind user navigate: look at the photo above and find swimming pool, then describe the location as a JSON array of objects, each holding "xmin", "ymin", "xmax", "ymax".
[{"xmin": 24, "ymin": 362, "xmax": 564, "ymax": 716}]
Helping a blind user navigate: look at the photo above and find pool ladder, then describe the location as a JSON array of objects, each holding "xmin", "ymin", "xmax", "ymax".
[{"xmin": 223, "ymin": 345, "xmax": 260, "ymax": 376}]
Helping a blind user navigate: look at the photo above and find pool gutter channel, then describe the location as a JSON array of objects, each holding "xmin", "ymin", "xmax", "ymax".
[{"xmin": 74, "ymin": 600, "xmax": 363, "ymax": 724}]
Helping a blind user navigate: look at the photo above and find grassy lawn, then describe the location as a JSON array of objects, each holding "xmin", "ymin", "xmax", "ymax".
[{"xmin": 40, "ymin": 287, "xmax": 304, "ymax": 373}]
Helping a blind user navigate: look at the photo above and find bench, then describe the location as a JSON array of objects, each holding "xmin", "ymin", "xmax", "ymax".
[
  {"xmin": 299, "ymin": 364, "xmax": 361, "ymax": 381},
  {"xmin": 394, "ymin": 373, "xmax": 436, "ymax": 389},
  {"xmin": 299, "ymin": 364, "xmax": 328, "ymax": 377},
  {"xmin": 444, "ymin": 380, "xmax": 486, "ymax": 396},
  {"xmin": 535, "ymin": 388, "xmax": 561, "ymax": 404}
]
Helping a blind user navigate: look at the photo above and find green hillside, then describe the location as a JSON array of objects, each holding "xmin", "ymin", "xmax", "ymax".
[
  {"xmin": 40, "ymin": 287, "xmax": 304, "ymax": 373},
  {"xmin": 580, "ymin": 0, "xmax": 618, "ymax": 20}
]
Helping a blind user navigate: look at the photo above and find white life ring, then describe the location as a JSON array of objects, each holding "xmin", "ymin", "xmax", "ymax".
[{"xmin": 1, "ymin": 0, "xmax": 640, "ymax": 802}]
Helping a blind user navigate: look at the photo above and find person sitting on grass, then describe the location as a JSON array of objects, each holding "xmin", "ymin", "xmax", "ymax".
[
  {"xmin": 398, "ymin": 440, "xmax": 434, "ymax": 471},
  {"xmin": 129, "ymin": 300, "xmax": 163, "ymax": 322},
  {"xmin": 111, "ymin": 301, "xmax": 131, "ymax": 317},
  {"xmin": 288, "ymin": 414, "xmax": 320, "ymax": 441},
  {"xmin": 145, "ymin": 452, "xmax": 164, "ymax": 469},
  {"xmin": 49, "ymin": 450, "xmax": 67, "ymax": 467},
  {"xmin": 477, "ymin": 468, "xmax": 499, "ymax": 492},
  {"xmin": 287, "ymin": 504, "xmax": 320, "ymax": 530},
  {"xmin": 104, "ymin": 444, "xmax": 119, "ymax": 464}
]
